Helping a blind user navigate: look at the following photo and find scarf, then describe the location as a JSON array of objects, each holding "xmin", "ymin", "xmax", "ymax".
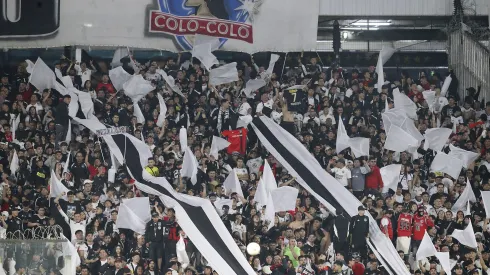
[{"xmin": 217, "ymin": 108, "xmax": 229, "ymax": 133}]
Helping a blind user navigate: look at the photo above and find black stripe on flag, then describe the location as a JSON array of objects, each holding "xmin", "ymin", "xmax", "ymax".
[
  {"xmin": 251, "ymin": 117, "xmax": 345, "ymax": 213},
  {"xmin": 111, "ymin": 134, "xmax": 250, "ymax": 275}
]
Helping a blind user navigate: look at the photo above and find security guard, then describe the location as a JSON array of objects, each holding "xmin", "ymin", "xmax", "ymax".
[
  {"xmin": 349, "ymin": 205, "xmax": 370, "ymax": 259},
  {"xmin": 7, "ymin": 205, "xmax": 24, "ymax": 234},
  {"xmin": 146, "ymin": 212, "xmax": 170, "ymax": 272},
  {"xmin": 145, "ymin": 157, "xmax": 160, "ymax": 176}
]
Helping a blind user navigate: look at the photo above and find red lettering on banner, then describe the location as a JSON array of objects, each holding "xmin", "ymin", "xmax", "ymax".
[{"xmin": 149, "ymin": 11, "xmax": 253, "ymax": 44}]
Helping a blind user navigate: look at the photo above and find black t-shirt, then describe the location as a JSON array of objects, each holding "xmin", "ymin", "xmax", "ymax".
[
  {"xmin": 284, "ymin": 89, "xmax": 306, "ymax": 112},
  {"xmin": 29, "ymin": 215, "xmax": 49, "ymax": 227}
]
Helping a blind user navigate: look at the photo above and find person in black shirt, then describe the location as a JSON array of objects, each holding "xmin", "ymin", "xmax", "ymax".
[
  {"xmin": 349, "ymin": 206, "xmax": 370, "ymax": 261},
  {"xmin": 55, "ymin": 94, "xmax": 71, "ymax": 150},
  {"xmin": 7, "ymin": 205, "xmax": 23, "ymax": 234},
  {"xmin": 146, "ymin": 212, "xmax": 170, "ymax": 272},
  {"xmin": 28, "ymin": 206, "xmax": 49, "ymax": 229}
]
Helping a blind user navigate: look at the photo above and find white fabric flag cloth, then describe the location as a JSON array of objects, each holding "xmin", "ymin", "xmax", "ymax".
[
  {"xmin": 61, "ymin": 76, "xmax": 73, "ymax": 88},
  {"xmin": 440, "ymin": 75, "xmax": 452, "ymax": 97},
  {"xmin": 451, "ymin": 222, "xmax": 478, "ymax": 248},
  {"xmin": 60, "ymin": 234, "xmax": 81, "ymax": 275},
  {"xmin": 55, "ymin": 68, "xmax": 63, "ymax": 79},
  {"xmin": 116, "ymin": 197, "xmax": 151, "ymax": 235},
  {"xmin": 265, "ymin": 192, "xmax": 276, "ymax": 231},
  {"xmin": 430, "ymin": 152, "xmax": 464, "ymax": 180},
  {"xmin": 176, "ymin": 236, "xmax": 190, "ymax": 268},
  {"xmin": 67, "ymin": 89, "xmax": 79, "ymax": 118},
  {"xmin": 266, "ymin": 54, "xmax": 280, "ymax": 76},
  {"xmin": 109, "ymin": 66, "xmax": 132, "ymax": 92},
  {"xmin": 254, "ymin": 178, "xmax": 268, "ymax": 206},
  {"xmin": 214, "ymin": 198, "xmax": 233, "ymax": 216},
  {"xmin": 376, "ymin": 46, "xmax": 395, "ymax": 91},
  {"xmin": 65, "ymin": 120, "xmax": 72, "ymax": 143},
  {"xmin": 29, "ymin": 58, "xmax": 60, "ymax": 92},
  {"xmin": 243, "ymin": 79, "xmax": 266, "ymax": 98},
  {"xmin": 423, "ymin": 128, "xmax": 452, "ymax": 152},
  {"xmin": 194, "ymin": 34, "xmax": 221, "ymax": 51},
  {"xmin": 349, "ymin": 137, "xmax": 370, "ymax": 157},
  {"xmin": 448, "ymin": 144, "xmax": 479, "ymax": 168},
  {"xmin": 223, "ymin": 169, "xmax": 244, "ymax": 198},
  {"xmin": 156, "ymin": 69, "xmax": 185, "ymax": 97},
  {"xmin": 210, "ymin": 136, "xmax": 230, "ymax": 159},
  {"xmin": 416, "ymin": 231, "xmax": 437, "ymax": 261},
  {"xmin": 209, "ymin": 63, "xmax": 238, "ymax": 86},
  {"xmin": 49, "ymin": 170, "xmax": 69, "ymax": 200},
  {"xmin": 123, "ymin": 74, "xmax": 154, "ymax": 102},
  {"xmin": 270, "ymin": 186, "xmax": 299, "ymax": 212},
  {"xmin": 384, "ymin": 124, "xmax": 420, "ymax": 153},
  {"xmin": 10, "ymin": 150, "xmax": 19, "ymax": 174},
  {"xmin": 393, "ymin": 88, "xmax": 418, "ymax": 120},
  {"xmin": 63, "ymin": 151, "xmax": 71, "ymax": 175},
  {"xmin": 481, "ymin": 191, "xmax": 490, "ymax": 219},
  {"xmin": 179, "ymin": 127, "xmax": 188, "ymax": 152},
  {"xmin": 452, "ymin": 179, "xmax": 477, "ymax": 212},
  {"xmin": 192, "ymin": 43, "xmax": 219, "ymax": 71},
  {"xmin": 72, "ymin": 89, "xmax": 95, "ymax": 119},
  {"xmin": 133, "ymin": 102, "xmax": 145, "ymax": 124},
  {"xmin": 381, "ymin": 164, "xmax": 402, "ymax": 192},
  {"xmin": 262, "ymin": 160, "xmax": 277, "ymax": 193},
  {"xmin": 11, "ymin": 114, "xmax": 20, "ymax": 141},
  {"xmin": 382, "ymin": 108, "xmax": 424, "ymax": 142},
  {"xmin": 25, "ymin": 59, "xmax": 35, "ymax": 74},
  {"xmin": 422, "ymin": 90, "xmax": 436, "ymax": 112},
  {"xmin": 156, "ymin": 93, "xmax": 167, "ymax": 127},
  {"xmin": 237, "ymin": 115, "xmax": 253, "ymax": 128},
  {"xmin": 181, "ymin": 147, "xmax": 199, "ymax": 185},
  {"xmin": 336, "ymin": 119, "xmax": 350, "ymax": 153},
  {"xmin": 434, "ymin": 252, "xmax": 452, "ymax": 275},
  {"xmin": 111, "ymin": 48, "xmax": 130, "ymax": 67}
]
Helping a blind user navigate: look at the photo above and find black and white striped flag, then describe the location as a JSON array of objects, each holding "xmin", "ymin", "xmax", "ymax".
[
  {"xmin": 102, "ymin": 132, "xmax": 254, "ymax": 275},
  {"xmin": 249, "ymin": 116, "xmax": 409, "ymax": 275}
]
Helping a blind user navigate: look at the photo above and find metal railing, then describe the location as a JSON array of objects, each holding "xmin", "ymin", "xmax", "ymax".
[{"xmin": 448, "ymin": 30, "xmax": 490, "ymax": 101}]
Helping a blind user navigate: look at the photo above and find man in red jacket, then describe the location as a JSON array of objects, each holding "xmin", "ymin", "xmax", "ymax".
[
  {"xmin": 365, "ymin": 158, "xmax": 384, "ymax": 196},
  {"xmin": 412, "ymin": 206, "xmax": 434, "ymax": 255}
]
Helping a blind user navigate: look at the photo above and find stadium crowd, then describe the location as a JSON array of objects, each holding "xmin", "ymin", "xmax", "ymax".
[{"xmin": 0, "ymin": 51, "xmax": 486, "ymax": 275}]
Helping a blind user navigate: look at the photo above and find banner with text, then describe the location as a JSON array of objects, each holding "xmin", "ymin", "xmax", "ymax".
[{"xmin": 0, "ymin": 0, "xmax": 319, "ymax": 53}]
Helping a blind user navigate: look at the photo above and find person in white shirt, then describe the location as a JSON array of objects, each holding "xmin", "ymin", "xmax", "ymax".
[
  {"xmin": 326, "ymin": 158, "xmax": 351, "ymax": 188},
  {"xmin": 237, "ymin": 95, "xmax": 252, "ymax": 116},
  {"xmin": 56, "ymin": 192, "xmax": 92, "ymax": 242},
  {"xmin": 256, "ymin": 93, "xmax": 274, "ymax": 116},
  {"xmin": 235, "ymin": 158, "xmax": 249, "ymax": 180},
  {"xmin": 75, "ymin": 61, "xmax": 97, "ymax": 86}
]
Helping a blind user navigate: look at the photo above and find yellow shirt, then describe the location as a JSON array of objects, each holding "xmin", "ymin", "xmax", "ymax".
[
  {"xmin": 145, "ymin": 166, "xmax": 159, "ymax": 177},
  {"xmin": 283, "ymin": 246, "xmax": 301, "ymax": 267}
]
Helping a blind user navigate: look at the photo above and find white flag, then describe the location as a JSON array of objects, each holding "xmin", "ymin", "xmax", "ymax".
[
  {"xmin": 156, "ymin": 93, "xmax": 167, "ymax": 127},
  {"xmin": 72, "ymin": 89, "xmax": 95, "ymax": 119},
  {"xmin": 210, "ymin": 136, "xmax": 230, "ymax": 159},
  {"xmin": 10, "ymin": 150, "xmax": 19, "ymax": 174},
  {"xmin": 133, "ymin": 101, "xmax": 145, "ymax": 124},
  {"xmin": 384, "ymin": 124, "xmax": 420, "ymax": 153},
  {"xmin": 192, "ymin": 43, "xmax": 219, "ymax": 71},
  {"xmin": 336, "ymin": 118, "xmax": 350, "ymax": 153},
  {"xmin": 60, "ymin": 234, "xmax": 81, "ymax": 275},
  {"xmin": 349, "ymin": 137, "xmax": 370, "ymax": 157},
  {"xmin": 115, "ymin": 203, "xmax": 147, "ymax": 235},
  {"xmin": 25, "ymin": 59, "xmax": 35, "ymax": 74},
  {"xmin": 254, "ymin": 178, "xmax": 268, "ymax": 206},
  {"xmin": 381, "ymin": 164, "xmax": 402, "ymax": 192},
  {"xmin": 440, "ymin": 75, "xmax": 452, "ymax": 97},
  {"xmin": 214, "ymin": 198, "xmax": 233, "ymax": 216},
  {"xmin": 50, "ymin": 170, "xmax": 69, "ymax": 200},
  {"xmin": 109, "ymin": 66, "xmax": 132, "ymax": 92},
  {"xmin": 29, "ymin": 58, "xmax": 58, "ymax": 91},
  {"xmin": 181, "ymin": 147, "xmax": 199, "ymax": 185},
  {"xmin": 451, "ymin": 222, "xmax": 478, "ymax": 248},
  {"xmin": 452, "ymin": 179, "xmax": 477, "ymax": 212},
  {"xmin": 243, "ymin": 79, "xmax": 266, "ymax": 98},
  {"xmin": 416, "ymin": 231, "xmax": 437, "ymax": 261},
  {"xmin": 265, "ymin": 192, "xmax": 276, "ymax": 231},
  {"xmin": 481, "ymin": 191, "xmax": 490, "ymax": 219},
  {"xmin": 11, "ymin": 114, "xmax": 20, "ymax": 141},
  {"xmin": 111, "ymin": 48, "xmax": 130, "ymax": 67},
  {"xmin": 194, "ymin": 34, "xmax": 221, "ymax": 51},
  {"xmin": 179, "ymin": 127, "xmax": 187, "ymax": 152},
  {"xmin": 270, "ymin": 186, "xmax": 299, "ymax": 212},
  {"xmin": 262, "ymin": 160, "xmax": 277, "ymax": 193},
  {"xmin": 434, "ymin": 252, "xmax": 452, "ymax": 275},
  {"xmin": 423, "ymin": 128, "xmax": 452, "ymax": 152},
  {"xmin": 223, "ymin": 169, "xmax": 244, "ymax": 198},
  {"xmin": 68, "ymin": 89, "xmax": 79, "ymax": 118},
  {"xmin": 375, "ymin": 46, "xmax": 395, "ymax": 92},
  {"xmin": 266, "ymin": 54, "xmax": 280, "ymax": 75},
  {"xmin": 63, "ymin": 152, "xmax": 71, "ymax": 175},
  {"xmin": 176, "ymin": 236, "xmax": 190, "ymax": 269},
  {"xmin": 61, "ymin": 76, "xmax": 73, "ymax": 89},
  {"xmin": 156, "ymin": 69, "xmax": 185, "ymax": 98},
  {"xmin": 123, "ymin": 75, "xmax": 154, "ymax": 102},
  {"xmin": 54, "ymin": 68, "xmax": 63, "ymax": 79},
  {"xmin": 209, "ymin": 63, "xmax": 239, "ymax": 86},
  {"xmin": 422, "ymin": 90, "xmax": 436, "ymax": 112},
  {"xmin": 393, "ymin": 88, "xmax": 418, "ymax": 120},
  {"xmin": 121, "ymin": 197, "xmax": 152, "ymax": 223},
  {"xmin": 430, "ymin": 152, "xmax": 464, "ymax": 180},
  {"xmin": 448, "ymin": 144, "xmax": 479, "ymax": 168},
  {"xmin": 65, "ymin": 120, "xmax": 72, "ymax": 144}
]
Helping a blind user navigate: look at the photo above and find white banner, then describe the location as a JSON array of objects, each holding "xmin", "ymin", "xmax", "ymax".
[{"xmin": 0, "ymin": 0, "xmax": 319, "ymax": 53}]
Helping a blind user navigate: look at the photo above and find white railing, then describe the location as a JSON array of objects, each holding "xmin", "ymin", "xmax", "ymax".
[{"xmin": 448, "ymin": 31, "xmax": 490, "ymax": 101}]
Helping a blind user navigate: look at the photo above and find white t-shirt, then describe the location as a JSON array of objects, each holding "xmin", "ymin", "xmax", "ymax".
[
  {"xmin": 331, "ymin": 167, "xmax": 351, "ymax": 187},
  {"xmin": 256, "ymin": 100, "xmax": 274, "ymax": 114},
  {"xmin": 238, "ymin": 102, "xmax": 252, "ymax": 116},
  {"xmin": 247, "ymin": 157, "xmax": 263, "ymax": 175},
  {"xmin": 398, "ymin": 173, "xmax": 413, "ymax": 190},
  {"xmin": 235, "ymin": 167, "xmax": 248, "ymax": 177}
]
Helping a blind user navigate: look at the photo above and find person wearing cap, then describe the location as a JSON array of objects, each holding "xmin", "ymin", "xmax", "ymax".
[
  {"xmin": 6, "ymin": 205, "xmax": 23, "ymax": 234},
  {"xmin": 326, "ymin": 158, "xmax": 352, "ymax": 189},
  {"xmin": 349, "ymin": 206, "xmax": 370, "ymax": 261},
  {"xmin": 54, "ymin": 94, "xmax": 71, "ymax": 150}
]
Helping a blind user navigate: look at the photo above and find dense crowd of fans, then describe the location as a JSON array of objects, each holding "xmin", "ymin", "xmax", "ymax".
[{"xmin": 0, "ymin": 50, "xmax": 486, "ymax": 275}]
